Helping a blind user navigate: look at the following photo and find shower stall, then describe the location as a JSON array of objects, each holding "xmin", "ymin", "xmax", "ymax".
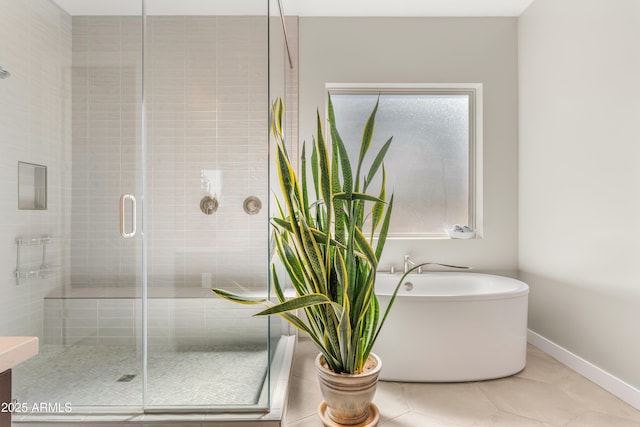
[{"xmin": 0, "ymin": 0, "xmax": 298, "ymax": 423}]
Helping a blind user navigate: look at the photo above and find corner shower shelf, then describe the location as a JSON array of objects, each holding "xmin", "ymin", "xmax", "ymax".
[
  {"xmin": 15, "ymin": 235, "xmax": 60, "ymax": 285},
  {"xmin": 16, "ymin": 236, "xmax": 56, "ymax": 246},
  {"xmin": 15, "ymin": 265, "xmax": 61, "ymax": 279}
]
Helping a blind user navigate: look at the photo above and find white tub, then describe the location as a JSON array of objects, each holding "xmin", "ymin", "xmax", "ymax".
[{"xmin": 373, "ymin": 272, "xmax": 529, "ymax": 382}]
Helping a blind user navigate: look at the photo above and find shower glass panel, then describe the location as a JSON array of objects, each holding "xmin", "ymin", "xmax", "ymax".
[
  {"xmin": 4, "ymin": 0, "xmax": 294, "ymax": 420},
  {"xmin": 9, "ymin": 0, "xmax": 146, "ymax": 413},
  {"xmin": 143, "ymin": 0, "xmax": 271, "ymax": 410}
]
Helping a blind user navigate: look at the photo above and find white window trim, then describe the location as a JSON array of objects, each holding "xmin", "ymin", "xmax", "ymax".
[{"xmin": 326, "ymin": 83, "xmax": 483, "ymax": 239}]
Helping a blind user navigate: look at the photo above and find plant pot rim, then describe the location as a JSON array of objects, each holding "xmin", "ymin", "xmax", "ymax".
[{"xmin": 315, "ymin": 352, "xmax": 382, "ymax": 377}]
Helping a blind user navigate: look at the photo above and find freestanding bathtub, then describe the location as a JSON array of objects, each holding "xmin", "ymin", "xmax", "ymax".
[{"xmin": 373, "ymin": 272, "xmax": 529, "ymax": 382}]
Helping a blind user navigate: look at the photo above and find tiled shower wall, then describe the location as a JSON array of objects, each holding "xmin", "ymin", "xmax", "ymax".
[
  {"xmin": 70, "ymin": 16, "xmax": 299, "ymax": 291},
  {"xmin": 0, "ymin": 0, "xmax": 71, "ymax": 336},
  {"xmin": 44, "ymin": 297, "xmax": 265, "ymax": 346},
  {"xmin": 146, "ymin": 16, "xmax": 269, "ymax": 290},
  {"xmin": 70, "ymin": 16, "xmax": 143, "ymax": 289}
]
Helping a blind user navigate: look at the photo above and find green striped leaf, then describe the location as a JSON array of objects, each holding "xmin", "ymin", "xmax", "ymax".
[
  {"xmin": 315, "ymin": 111, "xmax": 332, "ymax": 237},
  {"xmin": 298, "ymin": 218, "xmax": 327, "ymax": 293},
  {"xmin": 270, "ymin": 98, "xmax": 285, "ymax": 144},
  {"xmin": 354, "ymin": 226, "xmax": 377, "ymax": 269},
  {"xmin": 333, "ymin": 192, "xmax": 384, "ymax": 204},
  {"xmin": 271, "ymin": 265, "xmax": 286, "ymax": 304},
  {"xmin": 364, "ymin": 137, "xmax": 392, "ymax": 192},
  {"xmin": 276, "ymin": 142, "xmax": 297, "ymax": 216},
  {"xmin": 273, "ymin": 197, "xmax": 286, "ymax": 224},
  {"xmin": 279, "ymin": 311, "xmax": 341, "ymax": 371},
  {"xmin": 375, "ymin": 194, "xmax": 393, "ymax": 261},
  {"xmin": 333, "ymin": 249, "xmax": 348, "ymax": 306},
  {"xmin": 255, "ymin": 294, "xmax": 332, "ymax": 316},
  {"xmin": 275, "ymin": 235, "xmax": 307, "ymax": 294},
  {"xmin": 300, "ymin": 142, "xmax": 312, "ymax": 225},
  {"xmin": 323, "ymin": 305, "xmax": 343, "ymax": 366},
  {"xmin": 311, "ymin": 141, "xmax": 319, "ymax": 201},
  {"xmin": 211, "ymin": 288, "xmax": 266, "ymax": 305},
  {"xmin": 362, "ymin": 293, "xmax": 380, "ymax": 358},
  {"xmin": 275, "ymin": 218, "xmax": 347, "ymax": 252},
  {"xmin": 337, "ymin": 288, "xmax": 352, "ymax": 371},
  {"xmin": 328, "ymin": 95, "xmax": 353, "ymax": 198},
  {"xmin": 332, "ymin": 147, "xmax": 346, "ymax": 245},
  {"xmin": 355, "ymin": 97, "xmax": 379, "ymax": 192},
  {"xmin": 371, "ymin": 166, "xmax": 387, "ymax": 238}
]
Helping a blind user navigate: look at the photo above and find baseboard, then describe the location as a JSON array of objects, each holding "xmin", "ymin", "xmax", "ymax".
[{"xmin": 527, "ymin": 330, "xmax": 640, "ymax": 411}]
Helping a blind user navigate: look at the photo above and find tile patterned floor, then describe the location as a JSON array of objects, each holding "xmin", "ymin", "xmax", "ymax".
[
  {"xmin": 283, "ymin": 339, "xmax": 640, "ymax": 427},
  {"xmin": 13, "ymin": 344, "xmax": 268, "ymax": 408}
]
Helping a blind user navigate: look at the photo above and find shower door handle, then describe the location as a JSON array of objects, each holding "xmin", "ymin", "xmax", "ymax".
[{"xmin": 119, "ymin": 194, "xmax": 137, "ymax": 238}]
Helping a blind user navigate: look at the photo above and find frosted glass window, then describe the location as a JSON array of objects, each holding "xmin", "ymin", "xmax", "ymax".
[{"xmin": 329, "ymin": 90, "xmax": 476, "ymax": 237}]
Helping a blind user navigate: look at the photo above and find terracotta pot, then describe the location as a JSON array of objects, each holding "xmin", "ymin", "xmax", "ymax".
[{"xmin": 315, "ymin": 353, "xmax": 382, "ymax": 425}]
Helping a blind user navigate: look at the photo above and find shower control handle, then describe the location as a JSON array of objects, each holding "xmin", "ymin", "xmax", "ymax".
[{"xmin": 119, "ymin": 194, "xmax": 137, "ymax": 238}]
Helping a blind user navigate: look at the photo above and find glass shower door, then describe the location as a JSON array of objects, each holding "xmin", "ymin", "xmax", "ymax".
[
  {"xmin": 9, "ymin": 0, "xmax": 146, "ymax": 414},
  {"xmin": 62, "ymin": 1, "xmax": 146, "ymax": 411},
  {"xmin": 143, "ymin": 0, "xmax": 271, "ymax": 410}
]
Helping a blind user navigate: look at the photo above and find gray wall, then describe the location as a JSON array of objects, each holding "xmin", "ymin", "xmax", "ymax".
[
  {"xmin": 519, "ymin": 0, "xmax": 640, "ymax": 388},
  {"xmin": 299, "ymin": 17, "xmax": 519, "ymax": 275}
]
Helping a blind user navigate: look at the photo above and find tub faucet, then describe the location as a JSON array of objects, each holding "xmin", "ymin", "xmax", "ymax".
[{"xmin": 403, "ymin": 255, "xmax": 415, "ymax": 274}]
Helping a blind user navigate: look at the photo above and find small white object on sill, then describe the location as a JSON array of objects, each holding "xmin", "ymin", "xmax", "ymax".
[{"xmin": 449, "ymin": 225, "xmax": 476, "ymax": 239}]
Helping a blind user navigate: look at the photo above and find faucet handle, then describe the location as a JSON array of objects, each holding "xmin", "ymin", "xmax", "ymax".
[{"xmin": 403, "ymin": 255, "xmax": 416, "ymax": 274}]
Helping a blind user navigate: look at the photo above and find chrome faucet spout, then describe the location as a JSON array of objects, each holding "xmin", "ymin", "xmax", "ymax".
[{"xmin": 403, "ymin": 255, "xmax": 415, "ymax": 274}]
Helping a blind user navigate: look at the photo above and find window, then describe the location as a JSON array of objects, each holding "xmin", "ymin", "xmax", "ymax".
[{"xmin": 328, "ymin": 84, "xmax": 481, "ymax": 238}]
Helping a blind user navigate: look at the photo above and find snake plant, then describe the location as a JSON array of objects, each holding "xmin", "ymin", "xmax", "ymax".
[{"xmin": 213, "ymin": 94, "xmax": 411, "ymax": 374}]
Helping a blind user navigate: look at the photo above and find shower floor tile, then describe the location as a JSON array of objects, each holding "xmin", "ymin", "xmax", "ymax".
[{"xmin": 12, "ymin": 344, "xmax": 268, "ymax": 409}]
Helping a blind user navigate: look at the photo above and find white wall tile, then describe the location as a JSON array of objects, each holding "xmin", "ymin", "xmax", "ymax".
[
  {"xmin": 45, "ymin": 296, "xmax": 266, "ymax": 346},
  {"xmin": 0, "ymin": 0, "xmax": 71, "ymax": 337}
]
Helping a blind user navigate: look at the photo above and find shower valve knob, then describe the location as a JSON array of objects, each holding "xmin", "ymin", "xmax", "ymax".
[
  {"xmin": 243, "ymin": 196, "xmax": 262, "ymax": 215},
  {"xmin": 200, "ymin": 196, "xmax": 218, "ymax": 215}
]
